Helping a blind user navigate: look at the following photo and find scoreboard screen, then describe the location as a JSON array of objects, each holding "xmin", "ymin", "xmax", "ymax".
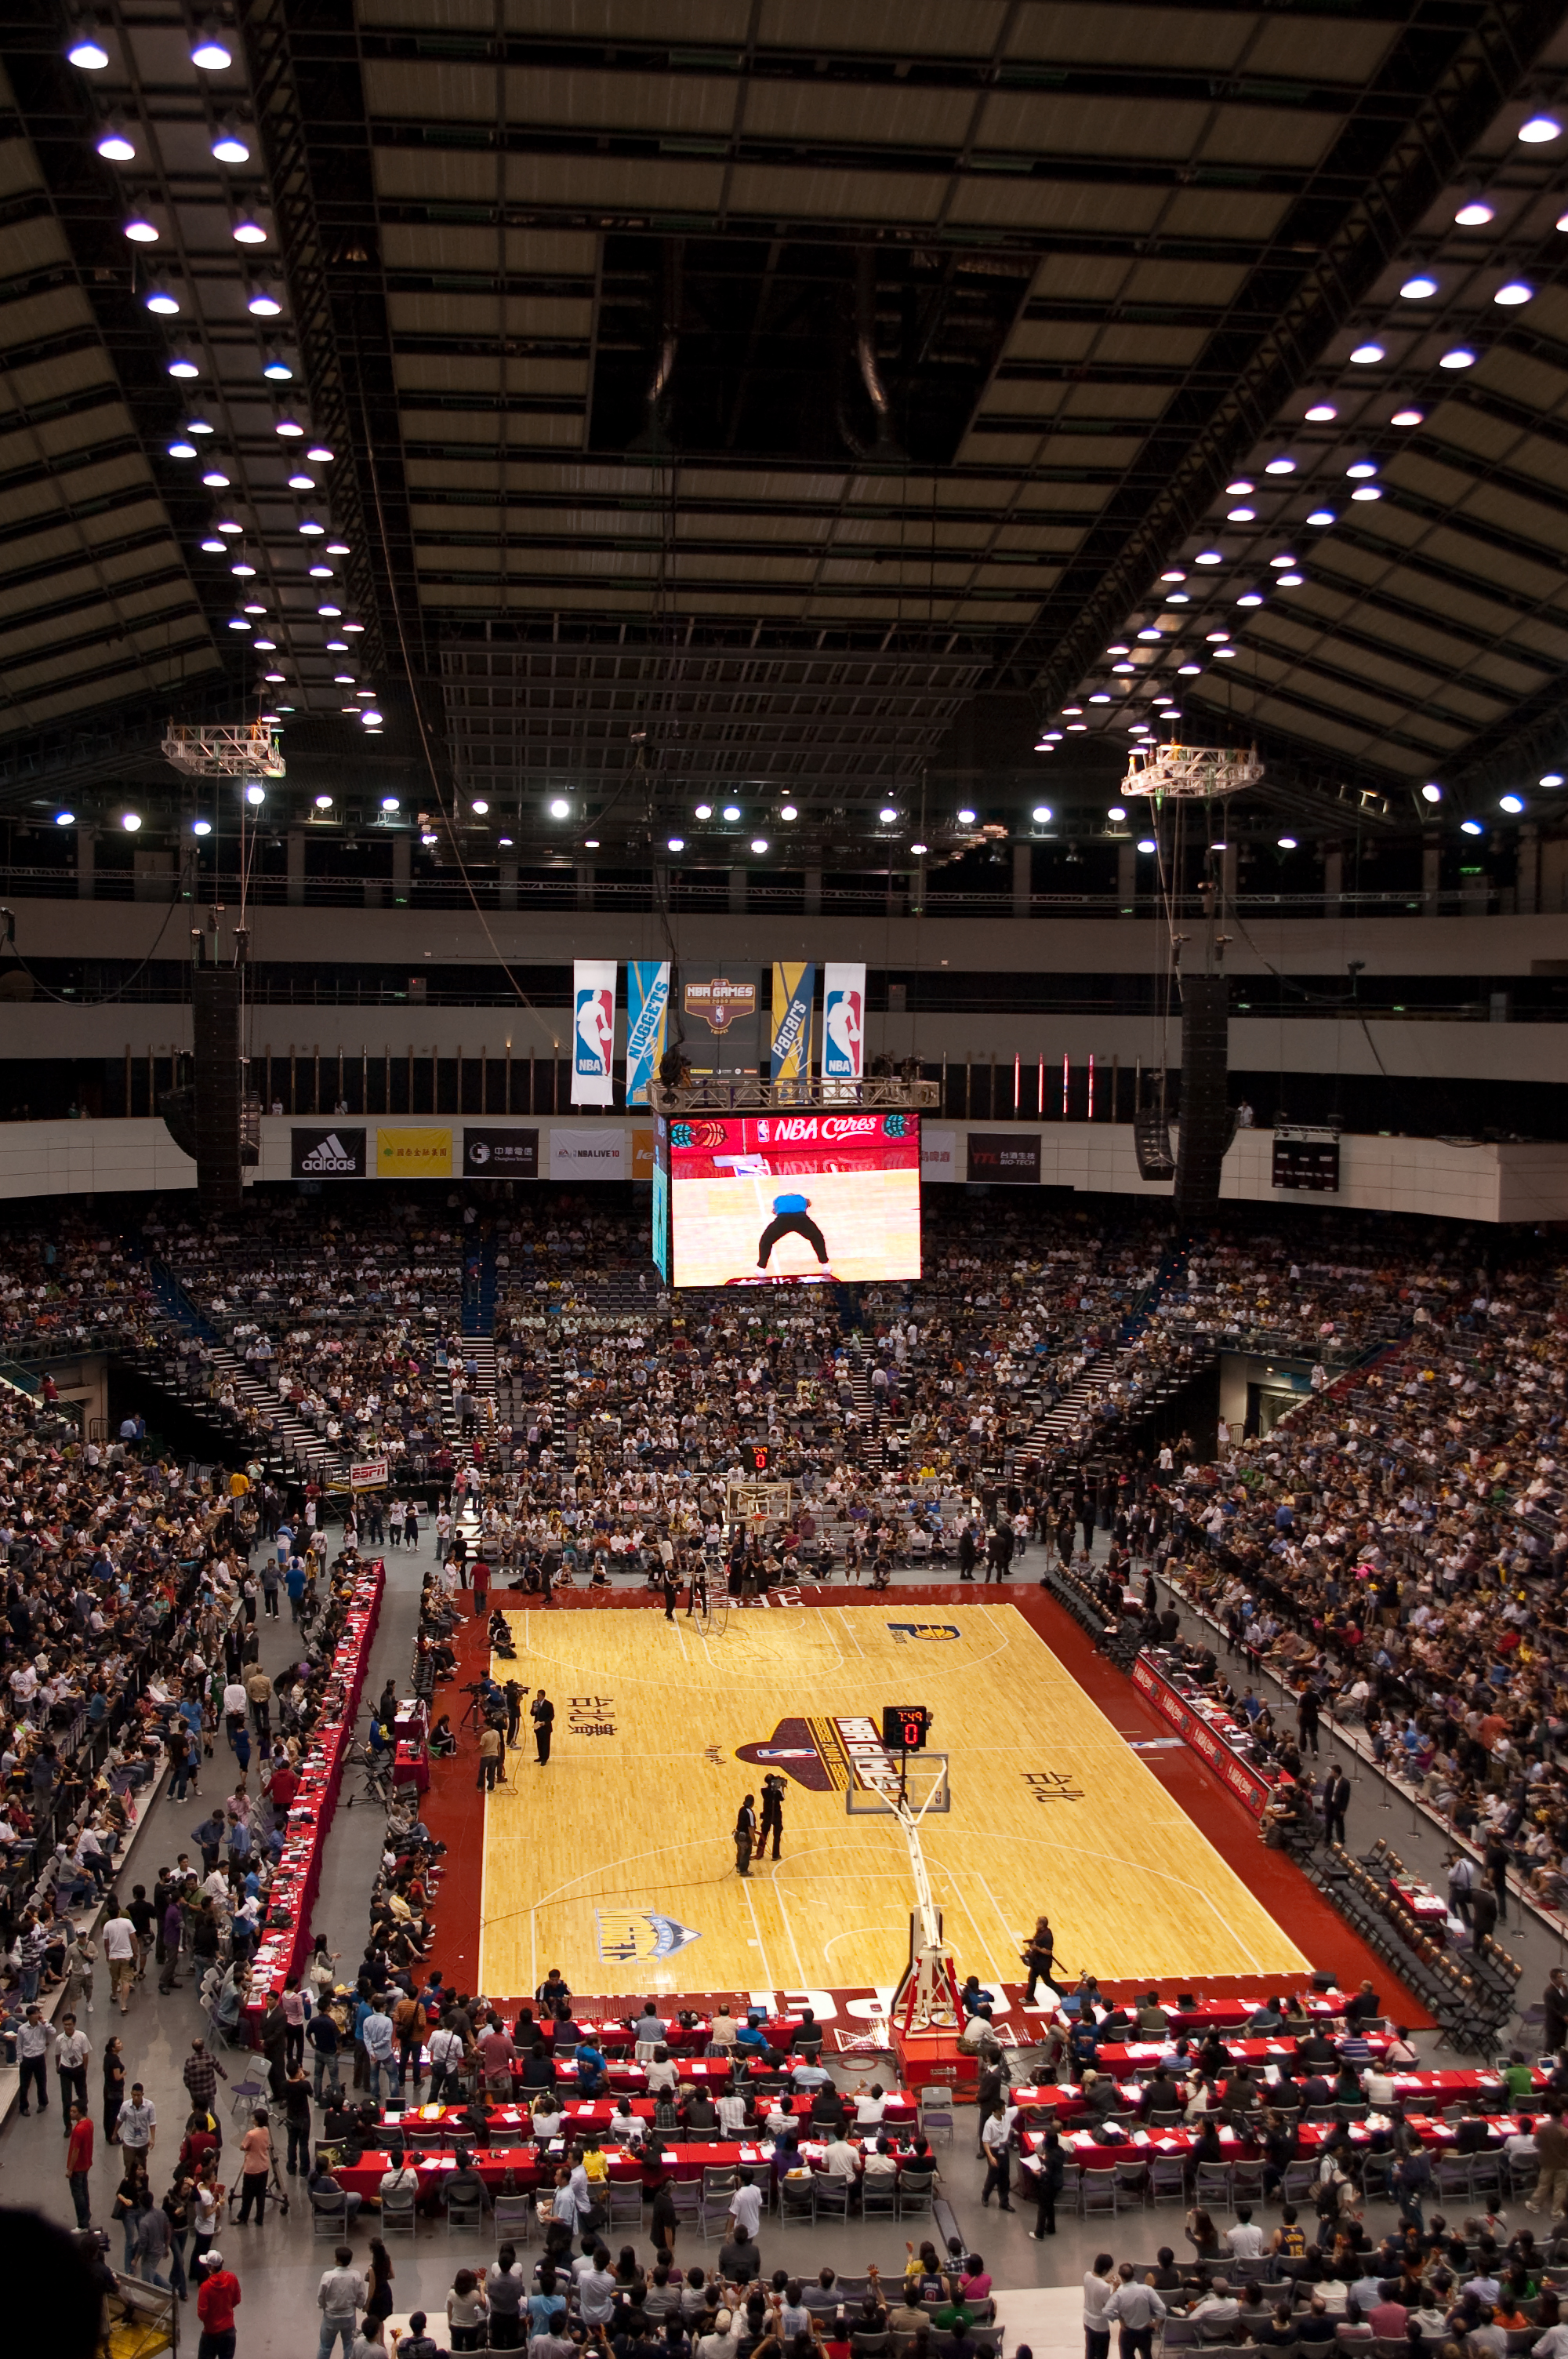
[
  {"xmin": 657, "ymin": 1110, "xmax": 921, "ymax": 1288},
  {"xmin": 1272, "ymin": 1135, "xmax": 1340, "ymax": 1193}
]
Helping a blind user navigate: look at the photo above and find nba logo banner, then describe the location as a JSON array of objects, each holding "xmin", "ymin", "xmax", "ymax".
[
  {"xmin": 572, "ymin": 958, "xmax": 617, "ymax": 1107},
  {"xmin": 822, "ymin": 961, "xmax": 866, "ymax": 1081},
  {"xmin": 626, "ymin": 961, "xmax": 670, "ymax": 1106},
  {"xmin": 770, "ymin": 961, "xmax": 815, "ymax": 1081}
]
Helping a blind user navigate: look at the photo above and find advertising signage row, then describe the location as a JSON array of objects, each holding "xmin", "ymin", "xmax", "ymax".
[{"xmin": 289, "ymin": 1126, "xmax": 655, "ymax": 1180}]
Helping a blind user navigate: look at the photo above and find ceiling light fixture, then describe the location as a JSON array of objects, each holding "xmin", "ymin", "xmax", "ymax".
[
  {"xmin": 1136, "ymin": 836, "xmax": 1156, "ymax": 853},
  {"xmin": 1236, "ymin": 591, "xmax": 1264, "ymax": 607},
  {"xmin": 246, "ymin": 276, "xmax": 282, "ymax": 318},
  {"xmin": 96, "ymin": 114, "xmax": 136, "ymax": 161},
  {"xmin": 1306, "ymin": 507, "xmax": 1336, "ymax": 526},
  {"xmin": 1455, "ymin": 199, "xmax": 1495, "ymax": 226},
  {"xmin": 190, "ymin": 17, "xmax": 234, "ymax": 68},
  {"xmin": 192, "ymin": 819, "xmax": 212, "ymax": 837},
  {"xmin": 123, "ymin": 207, "xmax": 159, "ymax": 244},
  {"xmin": 548, "ymin": 797, "xmax": 570, "ymax": 818},
  {"xmin": 167, "ymin": 436, "xmax": 197, "ymax": 460},
  {"xmin": 1278, "ymin": 834, "xmax": 1298, "ymax": 849},
  {"xmin": 1264, "ymin": 457, "xmax": 1296, "ymax": 474},
  {"xmin": 1500, "ymin": 792, "xmax": 1526, "ymax": 812},
  {"xmin": 1495, "ymin": 280, "xmax": 1534, "ymax": 305},
  {"xmin": 1519, "ymin": 114, "xmax": 1562, "ymax": 142},
  {"xmin": 1227, "ymin": 507, "xmax": 1256, "ymax": 522},
  {"xmin": 121, "ymin": 810, "xmax": 142, "ymax": 831},
  {"xmin": 1194, "ymin": 550, "xmax": 1223, "ymax": 565},
  {"xmin": 380, "ymin": 796, "xmax": 399, "ymax": 812},
  {"xmin": 143, "ymin": 275, "xmax": 180, "ymax": 317},
  {"xmin": 909, "ymin": 841, "xmax": 928, "ymax": 855},
  {"xmin": 470, "ymin": 799, "xmax": 488, "ymax": 815},
  {"xmin": 1160, "ymin": 569, "xmax": 1186, "ymax": 583},
  {"xmin": 210, "ymin": 119, "xmax": 251, "ymax": 165},
  {"xmin": 231, "ymin": 210, "xmax": 267, "ymax": 245},
  {"xmin": 245, "ymin": 782, "xmax": 266, "ymax": 805},
  {"xmin": 67, "ymin": 15, "xmax": 110, "ymax": 67},
  {"xmin": 694, "ymin": 802, "xmax": 713, "ymax": 820},
  {"xmin": 1304, "ymin": 402, "xmax": 1338, "ymax": 421},
  {"xmin": 750, "ymin": 836, "xmax": 768, "ymax": 854},
  {"xmin": 1392, "ymin": 407, "xmax": 1424, "ymax": 427},
  {"xmin": 1031, "ymin": 804, "xmax": 1052, "ymax": 823},
  {"xmin": 287, "ymin": 470, "xmax": 315, "ymax": 492},
  {"xmin": 666, "ymin": 836, "xmax": 684, "ymax": 852},
  {"xmin": 306, "ymin": 441, "xmax": 334, "ymax": 464},
  {"xmin": 1439, "ymin": 347, "xmax": 1477, "ymax": 369},
  {"xmin": 1421, "ymin": 782, "xmax": 1443, "ymax": 802},
  {"xmin": 1107, "ymin": 805, "xmax": 1127, "ymax": 822},
  {"xmin": 1351, "ymin": 486, "xmax": 1382, "ymax": 502},
  {"xmin": 780, "ymin": 803, "xmax": 797, "ymax": 820},
  {"xmin": 878, "ymin": 805, "xmax": 898, "ymax": 823},
  {"xmin": 1541, "ymin": 772, "xmax": 1565, "ymax": 787},
  {"xmin": 956, "ymin": 806, "xmax": 977, "ymax": 824},
  {"xmin": 1349, "ymin": 342, "xmax": 1385, "ymax": 363},
  {"xmin": 722, "ymin": 804, "xmax": 741, "ymax": 822},
  {"xmin": 1225, "ymin": 481, "xmax": 1254, "ymax": 496},
  {"xmin": 54, "ymin": 809, "xmax": 75, "ymax": 827},
  {"xmin": 1461, "ymin": 817, "xmax": 1484, "ymax": 835},
  {"xmin": 1400, "ymin": 274, "xmax": 1439, "ymax": 298},
  {"xmin": 261, "ymin": 350, "xmax": 294, "ymax": 381}
]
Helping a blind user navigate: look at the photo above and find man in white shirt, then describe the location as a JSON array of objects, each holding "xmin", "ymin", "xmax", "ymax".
[
  {"xmin": 821, "ymin": 2133, "xmax": 861, "ymax": 2181},
  {"xmin": 102, "ymin": 1905, "xmax": 139, "ymax": 2014},
  {"xmin": 716, "ymin": 2089, "xmax": 749, "ymax": 2138},
  {"xmin": 1226, "ymin": 2208, "xmax": 1266, "ymax": 2260},
  {"xmin": 708, "ymin": 2008, "xmax": 739, "ymax": 2053},
  {"xmin": 853, "ymin": 2084, "xmax": 887, "ymax": 2127},
  {"xmin": 728, "ymin": 2180, "xmax": 765, "ymax": 2235},
  {"xmin": 1189, "ymin": 2281, "xmax": 1240, "ymax": 2332}
]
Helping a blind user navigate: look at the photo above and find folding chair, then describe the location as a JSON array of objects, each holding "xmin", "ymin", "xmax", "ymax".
[
  {"xmin": 1079, "ymin": 2168, "xmax": 1118, "ymax": 2218},
  {"xmin": 609, "ymin": 2182, "xmax": 644, "ymax": 2227},
  {"xmin": 381, "ymin": 2186, "xmax": 419, "ymax": 2240},
  {"xmin": 447, "ymin": 2187, "xmax": 487, "ymax": 2235},
  {"xmin": 311, "ymin": 2193, "xmax": 350, "ymax": 2241},
  {"xmin": 862, "ymin": 2175, "xmax": 898, "ymax": 2222},
  {"xmin": 1114, "ymin": 2158, "xmax": 1151, "ymax": 2209},
  {"xmin": 813, "ymin": 2170, "xmax": 852, "ymax": 2223},
  {"xmin": 492, "ymin": 2193, "xmax": 533, "ymax": 2245},
  {"xmin": 779, "ymin": 2172, "xmax": 817, "ymax": 2226},
  {"xmin": 1194, "ymin": 2162, "xmax": 1233, "ymax": 2212},
  {"xmin": 895, "ymin": 2171, "xmax": 935, "ymax": 2223}
]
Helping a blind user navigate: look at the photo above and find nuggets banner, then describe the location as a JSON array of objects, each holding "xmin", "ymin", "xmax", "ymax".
[
  {"xmin": 770, "ymin": 961, "xmax": 815, "ymax": 1081},
  {"xmin": 822, "ymin": 961, "xmax": 866, "ymax": 1080},
  {"xmin": 572, "ymin": 958, "xmax": 617, "ymax": 1107},
  {"xmin": 626, "ymin": 961, "xmax": 670, "ymax": 1107}
]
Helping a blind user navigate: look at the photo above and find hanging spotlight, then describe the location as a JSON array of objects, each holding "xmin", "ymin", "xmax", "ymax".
[
  {"xmin": 199, "ymin": 529, "xmax": 225, "ymax": 554},
  {"xmin": 779, "ymin": 804, "xmax": 798, "ymax": 821},
  {"xmin": 1031, "ymin": 805, "xmax": 1053, "ymax": 824},
  {"xmin": 1277, "ymin": 834, "xmax": 1298, "ymax": 849},
  {"xmin": 1460, "ymin": 818, "xmax": 1484, "ymax": 835},
  {"xmin": 694, "ymin": 803, "xmax": 713, "ymax": 820},
  {"xmin": 878, "ymin": 805, "xmax": 898, "ymax": 823},
  {"xmin": 54, "ymin": 810, "xmax": 75, "ymax": 827},
  {"xmin": 210, "ymin": 118, "xmax": 252, "ymax": 165},
  {"xmin": 1421, "ymin": 782, "xmax": 1443, "ymax": 803},
  {"xmin": 192, "ymin": 819, "xmax": 212, "ymax": 837},
  {"xmin": 121, "ymin": 810, "xmax": 143, "ymax": 831},
  {"xmin": 1439, "ymin": 347, "xmax": 1477, "ymax": 369},
  {"xmin": 380, "ymin": 796, "xmax": 399, "ymax": 812},
  {"xmin": 66, "ymin": 14, "xmax": 111, "ymax": 67},
  {"xmin": 166, "ymin": 345, "xmax": 201, "ymax": 380},
  {"xmin": 325, "ymin": 536, "xmax": 350, "ymax": 556},
  {"xmin": 1454, "ymin": 198, "xmax": 1495, "ymax": 225},
  {"xmin": 314, "ymin": 794, "xmax": 334, "ymax": 811},
  {"xmin": 306, "ymin": 441, "xmax": 334, "ymax": 464},
  {"xmin": 548, "ymin": 797, "xmax": 570, "ymax": 819},
  {"xmin": 1304, "ymin": 402, "xmax": 1338, "ymax": 421},
  {"xmin": 273, "ymin": 402, "xmax": 305, "ymax": 438},
  {"xmin": 245, "ymin": 783, "xmax": 267, "ymax": 805},
  {"xmin": 96, "ymin": 114, "xmax": 137, "ymax": 162},
  {"xmin": 1400, "ymin": 274, "xmax": 1439, "ymax": 299},
  {"xmin": 286, "ymin": 470, "xmax": 316, "ymax": 492},
  {"xmin": 1349, "ymin": 342, "xmax": 1385, "ymax": 363},
  {"xmin": 261, "ymin": 350, "xmax": 295, "ymax": 381},
  {"xmin": 750, "ymin": 837, "xmax": 769, "ymax": 854},
  {"xmin": 190, "ymin": 17, "xmax": 234, "ymax": 68},
  {"xmin": 245, "ymin": 275, "xmax": 282, "ymax": 318},
  {"xmin": 296, "ymin": 510, "xmax": 325, "ymax": 536},
  {"xmin": 1494, "ymin": 280, "xmax": 1534, "ymax": 305},
  {"xmin": 143, "ymin": 275, "xmax": 181, "ymax": 317},
  {"xmin": 1499, "ymin": 793, "xmax": 1526, "ymax": 813},
  {"xmin": 123, "ymin": 207, "xmax": 159, "ymax": 244},
  {"xmin": 231, "ymin": 209, "xmax": 267, "ymax": 245},
  {"xmin": 168, "ymin": 435, "xmax": 198, "ymax": 460},
  {"xmin": 183, "ymin": 409, "xmax": 215, "ymax": 437},
  {"xmin": 360, "ymin": 708, "xmax": 383, "ymax": 729},
  {"xmin": 1519, "ymin": 113, "xmax": 1562, "ymax": 142},
  {"xmin": 470, "ymin": 799, "xmax": 489, "ymax": 815},
  {"xmin": 1391, "ymin": 408, "xmax": 1424, "ymax": 427}
]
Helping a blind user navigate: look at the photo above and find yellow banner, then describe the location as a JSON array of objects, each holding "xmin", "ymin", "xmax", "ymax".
[
  {"xmin": 771, "ymin": 961, "xmax": 814, "ymax": 1080},
  {"xmin": 376, "ymin": 1126, "xmax": 452, "ymax": 1177},
  {"xmin": 632, "ymin": 1129, "xmax": 655, "ymax": 1180}
]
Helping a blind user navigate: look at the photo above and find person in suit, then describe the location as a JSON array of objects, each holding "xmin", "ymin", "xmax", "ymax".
[
  {"xmin": 734, "ymin": 1796, "xmax": 757, "ymax": 1878},
  {"xmin": 759, "ymin": 1775, "xmax": 786, "ymax": 1861},
  {"xmin": 1323, "ymin": 1768, "xmax": 1350, "ymax": 1845},
  {"xmin": 532, "ymin": 1690, "xmax": 555, "ymax": 1765}
]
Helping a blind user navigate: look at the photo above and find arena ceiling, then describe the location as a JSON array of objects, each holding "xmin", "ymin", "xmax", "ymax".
[{"xmin": 3, "ymin": 0, "xmax": 1568, "ymax": 858}]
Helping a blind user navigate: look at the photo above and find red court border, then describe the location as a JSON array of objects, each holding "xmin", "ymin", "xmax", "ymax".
[{"xmin": 415, "ymin": 1581, "xmax": 1428, "ymax": 2026}]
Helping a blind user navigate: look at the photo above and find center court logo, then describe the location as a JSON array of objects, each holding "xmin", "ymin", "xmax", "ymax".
[
  {"xmin": 595, "ymin": 1909, "xmax": 700, "ymax": 1964},
  {"xmin": 290, "ymin": 1126, "xmax": 365, "ymax": 1178},
  {"xmin": 886, "ymin": 1623, "xmax": 961, "ymax": 1643}
]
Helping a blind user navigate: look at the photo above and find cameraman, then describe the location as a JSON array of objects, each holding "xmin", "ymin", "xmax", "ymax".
[{"xmin": 759, "ymin": 1772, "xmax": 786, "ymax": 1862}]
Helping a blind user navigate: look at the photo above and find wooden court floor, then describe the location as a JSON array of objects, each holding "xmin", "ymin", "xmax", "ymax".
[{"xmin": 478, "ymin": 1602, "xmax": 1309, "ymax": 2000}]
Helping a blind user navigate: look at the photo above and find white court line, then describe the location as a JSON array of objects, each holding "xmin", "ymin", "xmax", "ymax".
[
  {"xmin": 763, "ymin": 1851, "xmax": 808, "ymax": 1990},
  {"xmin": 742, "ymin": 1866, "xmax": 775, "ymax": 1990}
]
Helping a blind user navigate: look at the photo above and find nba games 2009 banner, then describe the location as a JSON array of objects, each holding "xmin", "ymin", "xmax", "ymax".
[{"xmin": 662, "ymin": 1110, "xmax": 920, "ymax": 1288}]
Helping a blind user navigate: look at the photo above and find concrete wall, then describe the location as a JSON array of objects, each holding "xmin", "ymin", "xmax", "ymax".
[
  {"xmin": 7, "ymin": 896, "xmax": 1568, "ymax": 977},
  {"xmin": 5, "ymin": 1112, "xmax": 1566, "ymax": 1223}
]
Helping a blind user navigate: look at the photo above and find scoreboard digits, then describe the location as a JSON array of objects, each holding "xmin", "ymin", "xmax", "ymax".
[{"xmin": 881, "ymin": 1704, "xmax": 931, "ymax": 1753}]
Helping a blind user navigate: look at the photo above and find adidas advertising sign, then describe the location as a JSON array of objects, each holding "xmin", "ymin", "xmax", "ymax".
[{"xmin": 291, "ymin": 1126, "xmax": 366, "ymax": 1178}]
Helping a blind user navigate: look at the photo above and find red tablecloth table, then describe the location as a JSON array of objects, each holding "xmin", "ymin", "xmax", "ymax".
[{"xmin": 393, "ymin": 1738, "xmax": 429, "ymax": 1794}]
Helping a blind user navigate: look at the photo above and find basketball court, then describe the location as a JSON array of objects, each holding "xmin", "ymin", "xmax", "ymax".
[{"xmin": 473, "ymin": 1600, "xmax": 1312, "ymax": 2000}]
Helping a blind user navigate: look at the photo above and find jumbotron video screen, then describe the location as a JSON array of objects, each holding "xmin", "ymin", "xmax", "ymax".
[{"xmin": 655, "ymin": 1112, "xmax": 921, "ymax": 1287}]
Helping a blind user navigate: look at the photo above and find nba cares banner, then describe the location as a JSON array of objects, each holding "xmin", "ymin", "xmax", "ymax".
[
  {"xmin": 626, "ymin": 961, "xmax": 670, "ymax": 1107},
  {"xmin": 770, "ymin": 961, "xmax": 815, "ymax": 1081},
  {"xmin": 822, "ymin": 962, "xmax": 866, "ymax": 1080},
  {"xmin": 572, "ymin": 958, "xmax": 616, "ymax": 1107}
]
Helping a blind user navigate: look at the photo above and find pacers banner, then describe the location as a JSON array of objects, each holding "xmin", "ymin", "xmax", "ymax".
[
  {"xmin": 572, "ymin": 958, "xmax": 617, "ymax": 1107},
  {"xmin": 822, "ymin": 962, "xmax": 866, "ymax": 1081},
  {"xmin": 770, "ymin": 961, "xmax": 815, "ymax": 1081},
  {"xmin": 626, "ymin": 961, "xmax": 670, "ymax": 1107}
]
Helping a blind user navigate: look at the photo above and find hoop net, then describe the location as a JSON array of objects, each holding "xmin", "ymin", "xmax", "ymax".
[{"xmin": 1122, "ymin": 740, "xmax": 1264, "ymax": 799}]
